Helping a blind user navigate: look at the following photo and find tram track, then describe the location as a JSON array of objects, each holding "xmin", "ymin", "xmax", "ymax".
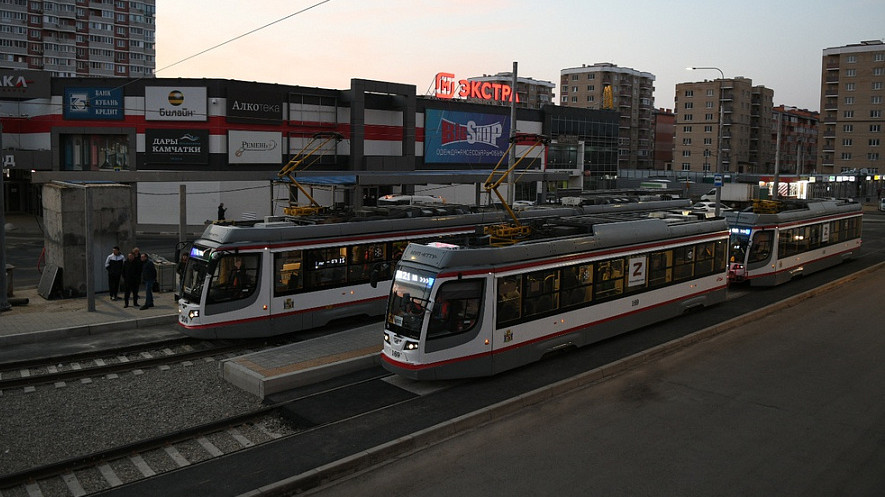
[
  {"xmin": 0, "ymin": 371, "xmax": 394, "ymax": 496},
  {"xmin": 0, "ymin": 338, "xmax": 281, "ymax": 393}
]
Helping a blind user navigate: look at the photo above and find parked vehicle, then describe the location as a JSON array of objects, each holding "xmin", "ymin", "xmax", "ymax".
[
  {"xmin": 692, "ymin": 202, "xmax": 732, "ymax": 212},
  {"xmin": 700, "ymin": 184, "xmax": 756, "ymax": 203}
]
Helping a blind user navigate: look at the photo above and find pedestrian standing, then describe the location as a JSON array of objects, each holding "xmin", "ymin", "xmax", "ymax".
[
  {"xmin": 104, "ymin": 246, "xmax": 125, "ymax": 300},
  {"xmin": 140, "ymin": 252, "xmax": 157, "ymax": 310},
  {"xmin": 122, "ymin": 251, "xmax": 141, "ymax": 308},
  {"xmin": 218, "ymin": 203, "xmax": 227, "ymax": 221}
]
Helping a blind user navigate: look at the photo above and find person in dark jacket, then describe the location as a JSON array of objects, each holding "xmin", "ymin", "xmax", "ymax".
[
  {"xmin": 104, "ymin": 246, "xmax": 125, "ymax": 301},
  {"xmin": 122, "ymin": 251, "xmax": 141, "ymax": 308},
  {"xmin": 140, "ymin": 253, "xmax": 157, "ymax": 310},
  {"xmin": 218, "ymin": 203, "xmax": 227, "ymax": 221}
]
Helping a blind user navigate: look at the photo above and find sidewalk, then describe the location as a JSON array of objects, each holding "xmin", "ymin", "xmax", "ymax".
[{"xmin": 0, "ymin": 285, "xmax": 179, "ymax": 347}]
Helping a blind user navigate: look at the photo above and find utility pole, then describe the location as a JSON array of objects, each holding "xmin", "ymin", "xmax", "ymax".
[{"xmin": 0, "ymin": 121, "xmax": 10, "ymax": 312}]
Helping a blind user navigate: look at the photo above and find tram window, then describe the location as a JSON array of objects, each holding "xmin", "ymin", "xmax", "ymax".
[
  {"xmin": 428, "ymin": 279, "xmax": 484, "ymax": 338},
  {"xmin": 392, "ymin": 241, "xmax": 409, "ymax": 261},
  {"xmin": 560, "ymin": 263, "xmax": 593, "ymax": 309},
  {"xmin": 647, "ymin": 250, "xmax": 673, "ymax": 287},
  {"xmin": 522, "ymin": 269, "xmax": 560, "ymax": 318},
  {"xmin": 673, "ymin": 246, "xmax": 695, "ymax": 281},
  {"xmin": 305, "ymin": 247, "xmax": 347, "ymax": 289},
  {"xmin": 694, "ymin": 242, "xmax": 715, "ymax": 276},
  {"xmin": 207, "ymin": 254, "xmax": 260, "ymax": 303},
  {"xmin": 274, "ymin": 250, "xmax": 303, "ymax": 297},
  {"xmin": 748, "ymin": 230, "xmax": 773, "ymax": 264},
  {"xmin": 348, "ymin": 243, "xmax": 387, "ymax": 283},
  {"xmin": 496, "ymin": 275, "xmax": 523, "ymax": 326},
  {"xmin": 808, "ymin": 224, "xmax": 821, "ymax": 250},
  {"xmin": 714, "ymin": 239, "xmax": 728, "ymax": 272},
  {"xmin": 594, "ymin": 259, "xmax": 624, "ymax": 299}
]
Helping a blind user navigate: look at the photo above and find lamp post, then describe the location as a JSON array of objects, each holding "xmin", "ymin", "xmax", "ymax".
[{"xmin": 688, "ymin": 66, "xmax": 725, "ymax": 216}]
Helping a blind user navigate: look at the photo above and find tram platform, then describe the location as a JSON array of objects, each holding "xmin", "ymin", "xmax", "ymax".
[{"xmin": 221, "ymin": 322, "xmax": 382, "ymax": 398}]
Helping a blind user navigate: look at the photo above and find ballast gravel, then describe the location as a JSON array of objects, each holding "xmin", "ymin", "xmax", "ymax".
[{"xmin": 0, "ymin": 359, "xmax": 270, "ymax": 477}]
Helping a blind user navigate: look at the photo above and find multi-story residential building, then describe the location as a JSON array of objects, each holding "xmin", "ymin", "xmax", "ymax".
[
  {"xmin": 818, "ymin": 40, "xmax": 885, "ymax": 175},
  {"xmin": 465, "ymin": 72, "xmax": 555, "ymax": 110},
  {"xmin": 772, "ymin": 106, "xmax": 819, "ymax": 175},
  {"xmin": 560, "ymin": 63, "xmax": 655, "ymax": 169},
  {"xmin": 674, "ymin": 77, "xmax": 774, "ymax": 174},
  {"xmin": 0, "ymin": 0, "xmax": 155, "ymax": 77},
  {"xmin": 653, "ymin": 108, "xmax": 674, "ymax": 170}
]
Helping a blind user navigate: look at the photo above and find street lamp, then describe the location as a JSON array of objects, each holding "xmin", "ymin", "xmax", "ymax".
[{"xmin": 688, "ymin": 66, "xmax": 725, "ymax": 216}]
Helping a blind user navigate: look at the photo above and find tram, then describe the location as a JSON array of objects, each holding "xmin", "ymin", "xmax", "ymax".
[
  {"xmin": 381, "ymin": 210, "xmax": 730, "ymax": 380},
  {"xmin": 725, "ymin": 198, "xmax": 862, "ymax": 286},
  {"xmin": 177, "ymin": 199, "xmax": 688, "ymax": 339}
]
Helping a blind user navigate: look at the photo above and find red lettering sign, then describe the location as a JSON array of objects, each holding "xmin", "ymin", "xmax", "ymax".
[{"xmin": 434, "ymin": 72, "xmax": 520, "ymax": 103}]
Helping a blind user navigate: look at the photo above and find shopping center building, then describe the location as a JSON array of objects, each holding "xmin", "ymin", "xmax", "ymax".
[{"xmin": 1, "ymin": 70, "xmax": 619, "ymax": 229}]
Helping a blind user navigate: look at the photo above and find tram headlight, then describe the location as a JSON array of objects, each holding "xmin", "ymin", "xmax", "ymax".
[
  {"xmin": 188, "ymin": 310, "xmax": 200, "ymax": 320},
  {"xmin": 384, "ymin": 333, "xmax": 390, "ymax": 344},
  {"xmin": 404, "ymin": 341, "xmax": 419, "ymax": 351}
]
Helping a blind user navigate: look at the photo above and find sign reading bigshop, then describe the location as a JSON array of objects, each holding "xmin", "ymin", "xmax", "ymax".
[
  {"xmin": 145, "ymin": 87, "xmax": 207, "ymax": 121},
  {"xmin": 146, "ymin": 129, "xmax": 209, "ymax": 165}
]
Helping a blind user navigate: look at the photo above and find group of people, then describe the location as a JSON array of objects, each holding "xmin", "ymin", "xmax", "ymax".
[{"xmin": 104, "ymin": 246, "xmax": 157, "ymax": 310}]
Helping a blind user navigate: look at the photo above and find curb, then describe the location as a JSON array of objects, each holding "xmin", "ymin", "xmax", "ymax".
[
  {"xmin": 0, "ymin": 314, "xmax": 179, "ymax": 347},
  {"xmin": 238, "ymin": 261, "xmax": 885, "ymax": 497}
]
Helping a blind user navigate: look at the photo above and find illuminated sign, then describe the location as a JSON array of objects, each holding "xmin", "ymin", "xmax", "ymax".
[
  {"xmin": 395, "ymin": 269, "xmax": 435, "ymax": 288},
  {"xmin": 730, "ymin": 227, "xmax": 752, "ymax": 236},
  {"xmin": 63, "ymin": 87, "xmax": 124, "ymax": 120},
  {"xmin": 190, "ymin": 246, "xmax": 208, "ymax": 258},
  {"xmin": 434, "ymin": 72, "xmax": 520, "ymax": 103},
  {"xmin": 424, "ymin": 109, "xmax": 511, "ymax": 164}
]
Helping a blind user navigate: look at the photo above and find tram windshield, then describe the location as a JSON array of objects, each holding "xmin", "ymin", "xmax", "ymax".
[
  {"xmin": 386, "ymin": 267, "xmax": 436, "ymax": 339},
  {"xmin": 729, "ymin": 228, "xmax": 751, "ymax": 265},
  {"xmin": 180, "ymin": 247, "xmax": 210, "ymax": 303}
]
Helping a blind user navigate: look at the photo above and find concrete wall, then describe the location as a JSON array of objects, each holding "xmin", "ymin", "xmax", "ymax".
[{"xmin": 43, "ymin": 183, "xmax": 136, "ymax": 295}]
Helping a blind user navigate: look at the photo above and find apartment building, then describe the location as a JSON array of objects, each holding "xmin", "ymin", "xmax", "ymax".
[
  {"xmin": 674, "ymin": 77, "xmax": 774, "ymax": 174},
  {"xmin": 818, "ymin": 40, "xmax": 885, "ymax": 175},
  {"xmin": 560, "ymin": 63, "xmax": 655, "ymax": 169},
  {"xmin": 653, "ymin": 108, "xmax": 674, "ymax": 170},
  {"xmin": 465, "ymin": 72, "xmax": 555, "ymax": 110},
  {"xmin": 0, "ymin": 0, "xmax": 155, "ymax": 77},
  {"xmin": 772, "ymin": 106, "xmax": 819, "ymax": 175}
]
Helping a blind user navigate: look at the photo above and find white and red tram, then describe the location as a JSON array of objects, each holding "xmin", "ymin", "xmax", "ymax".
[
  {"xmin": 381, "ymin": 212, "xmax": 730, "ymax": 380},
  {"xmin": 177, "ymin": 199, "xmax": 688, "ymax": 339},
  {"xmin": 725, "ymin": 199, "xmax": 862, "ymax": 286}
]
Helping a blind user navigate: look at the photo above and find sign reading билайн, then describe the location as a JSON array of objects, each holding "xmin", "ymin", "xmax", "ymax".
[
  {"xmin": 434, "ymin": 72, "xmax": 520, "ymax": 103},
  {"xmin": 145, "ymin": 87, "xmax": 207, "ymax": 121}
]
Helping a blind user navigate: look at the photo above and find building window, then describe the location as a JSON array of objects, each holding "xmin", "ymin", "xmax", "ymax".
[
  {"xmin": 572, "ymin": 86, "xmax": 578, "ymax": 92},
  {"xmin": 684, "ymin": 90, "xmax": 694, "ymax": 97},
  {"xmin": 845, "ymin": 96, "xmax": 855, "ymax": 104},
  {"xmin": 873, "ymin": 96, "xmax": 883, "ymax": 104},
  {"xmin": 587, "ymin": 96, "xmax": 594, "ymax": 102},
  {"xmin": 872, "ymin": 110, "xmax": 883, "ymax": 118},
  {"xmin": 571, "ymin": 96, "xmax": 578, "ymax": 103},
  {"xmin": 683, "ymin": 138, "xmax": 691, "ymax": 145},
  {"xmin": 704, "ymin": 125, "xmax": 713, "ymax": 133},
  {"xmin": 683, "ymin": 126, "xmax": 692, "ymax": 132},
  {"xmin": 571, "ymin": 74, "xmax": 579, "ymax": 81},
  {"xmin": 561, "ymin": 95, "xmax": 567, "ymax": 103},
  {"xmin": 702, "ymin": 163, "xmax": 711, "ymax": 172},
  {"xmin": 871, "ymin": 139, "xmax": 881, "ymax": 146},
  {"xmin": 844, "ymin": 110, "xmax": 854, "ymax": 118},
  {"xmin": 681, "ymin": 163, "xmax": 691, "ymax": 171},
  {"xmin": 588, "ymin": 74, "xmax": 595, "ymax": 80},
  {"xmin": 846, "ymin": 55, "xmax": 857, "ymax": 63},
  {"xmin": 846, "ymin": 82, "xmax": 856, "ymax": 91},
  {"xmin": 843, "ymin": 138, "xmax": 853, "ymax": 146},
  {"xmin": 706, "ymin": 101, "xmax": 713, "ymax": 109},
  {"xmin": 869, "ymin": 153, "xmax": 880, "ymax": 161},
  {"xmin": 841, "ymin": 152, "xmax": 852, "ymax": 160},
  {"xmin": 874, "ymin": 68, "xmax": 885, "ymax": 76},
  {"xmin": 871, "ymin": 124, "xmax": 882, "ymax": 132},
  {"xmin": 876, "ymin": 54, "xmax": 885, "ymax": 62},
  {"xmin": 846, "ymin": 69, "xmax": 856, "ymax": 77},
  {"xmin": 874, "ymin": 82, "xmax": 883, "ymax": 90},
  {"xmin": 705, "ymin": 113, "xmax": 714, "ymax": 120},
  {"xmin": 704, "ymin": 138, "xmax": 712, "ymax": 145},
  {"xmin": 682, "ymin": 150, "xmax": 691, "ymax": 157},
  {"xmin": 587, "ymin": 85, "xmax": 594, "ymax": 91},
  {"xmin": 684, "ymin": 114, "xmax": 693, "ymax": 121},
  {"xmin": 684, "ymin": 102, "xmax": 693, "ymax": 109},
  {"xmin": 844, "ymin": 124, "xmax": 854, "ymax": 132}
]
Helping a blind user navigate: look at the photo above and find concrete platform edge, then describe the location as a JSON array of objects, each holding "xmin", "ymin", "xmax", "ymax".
[
  {"xmin": 0, "ymin": 314, "xmax": 178, "ymax": 346},
  {"xmin": 236, "ymin": 261, "xmax": 885, "ymax": 497}
]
